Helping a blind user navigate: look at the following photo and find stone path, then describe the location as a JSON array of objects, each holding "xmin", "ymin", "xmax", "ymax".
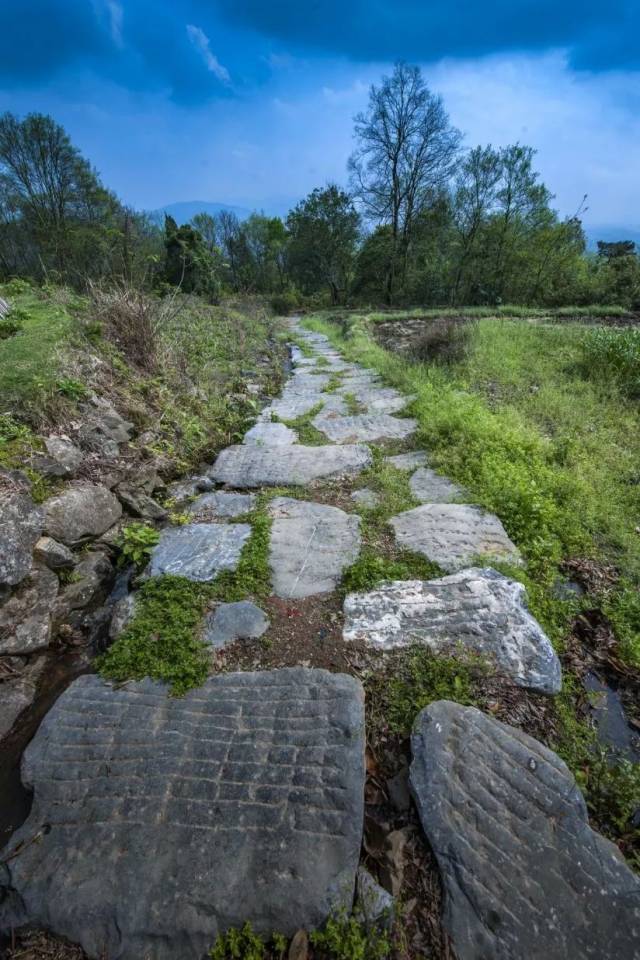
[{"xmin": 2, "ymin": 317, "xmax": 635, "ymax": 959}]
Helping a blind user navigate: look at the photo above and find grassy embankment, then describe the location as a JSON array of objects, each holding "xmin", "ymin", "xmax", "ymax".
[{"xmin": 304, "ymin": 308, "xmax": 640, "ymax": 860}]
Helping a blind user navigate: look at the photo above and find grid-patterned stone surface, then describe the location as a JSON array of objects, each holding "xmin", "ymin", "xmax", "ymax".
[
  {"xmin": 410, "ymin": 701, "xmax": 640, "ymax": 960},
  {"xmin": 0, "ymin": 670, "xmax": 365, "ymax": 960}
]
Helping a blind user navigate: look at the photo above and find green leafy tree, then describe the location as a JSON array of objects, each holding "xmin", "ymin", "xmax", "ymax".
[{"xmin": 163, "ymin": 215, "xmax": 221, "ymax": 300}]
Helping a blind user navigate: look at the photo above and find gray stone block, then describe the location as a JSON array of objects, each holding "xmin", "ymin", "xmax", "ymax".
[
  {"xmin": 149, "ymin": 523, "xmax": 251, "ymax": 581},
  {"xmin": 187, "ymin": 491, "xmax": 256, "ymax": 519},
  {"xmin": 203, "ymin": 601, "xmax": 269, "ymax": 648},
  {"xmin": 0, "ymin": 670, "xmax": 366, "ymax": 960},
  {"xmin": 44, "ymin": 483, "xmax": 122, "ymax": 546},
  {"xmin": 0, "ymin": 489, "xmax": 43, "ymax": 587},
  {"xmin": 243, "ymin": 422, "xmax": 298, "ymax": 445},
  {"xmin": 390, "ymin": 503, "xmax": 520, "ymax": 572},
  {"xmin": 0, "ymin": 563, "xmax": 58, "ymax": 655},
  {"xmin": 211, "ymin": 444, "xmax": 372, "ymax": 488},
  {"xmin": 409, "ymin": 467, "xmax": 466, "ymax": 503},
  {"xmin": 343, "ymin": 568, "xmax": 561, "ymax": 693},
  {"xmin": 312, "ymin": 413, "xmax": 417, "ymax": 444},
  {"xmin": 385, "ymin": 451, "xmax": 428, "ymax": 470},
  {"xmin": 410, "ymin": 701, "xmax": 640, "ymax": 960},
  {"xmin": 268, "ymin": 497, "xmax": 361, "ymax": 599}
]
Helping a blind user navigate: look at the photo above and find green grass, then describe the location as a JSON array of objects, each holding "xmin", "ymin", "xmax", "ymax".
[
  {"xmin": 278, "ymin": 401, "xmax": 327, "ymax": 445},
  {"xmin": 342, "ymin": 549, "xmax": 442, "ymax": 594},
  {"xmin": 364, "ymin": 303, "xmax": 630, "ymax": 323}
]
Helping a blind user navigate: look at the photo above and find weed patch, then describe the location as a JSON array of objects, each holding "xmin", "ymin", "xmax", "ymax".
[{"xmin": 342, "ymin": 549, "xmax": 442, "ymax": 595}]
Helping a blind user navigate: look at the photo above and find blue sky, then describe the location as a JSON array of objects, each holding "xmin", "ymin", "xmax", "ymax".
[{"xmin": 2, "ymin": 1, "xmax": 639, "ymax": 233}]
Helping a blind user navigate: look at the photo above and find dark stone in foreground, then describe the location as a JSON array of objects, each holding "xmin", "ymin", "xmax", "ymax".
[
  {"xmin": 203, "ymin": 601, "xmax": 269, "ymax": 648},
  {"xmin": 0, "ymin": 670, "xmax": 365, "ymax": 960},
  {"xmin": 410, "ymin": 701, "xmax": 640, "ymax": 960}
]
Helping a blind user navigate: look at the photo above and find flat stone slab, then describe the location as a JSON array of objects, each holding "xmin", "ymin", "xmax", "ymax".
[
  {"xmin": 385, "ymin": 451, "xmax": 428, "ymax": 470},
  {"xmin": 409, "ymin": 467, "xmax": 466, "ymax": 504},
  {"xmin": 211, "ymin": 444, "xmax": 372, "ymax": 488},
  {"xmin": 149, "ymin": 523, "xmax": 251, "ymax": 581},
  {"xmin": 0, "ymin": 670, "xmax": 365, "ymax": 959},
  {"xmin": 312, "ymin": 413, "xmax": 417, "ymax": 444},
  {"xmin": 187, "ymin": 491, "xmax": 256, "ymax": 519},
  {"xmin": 343, "ymin": 568, "xmax": 561, "ymax": 693},
  {"xmin": 390, "ymin": 504, "xmax": 520, "ymax": 572},
  {"xmin": 269, "ymin": 497, "xmax": 361, "ymax": 598},
  {"xmin": 243, "ymin": 421, "xmax": 298, "ymax": 445},
  {"xmin": 203, "ymin": 601, "xmax": 269, "ymax": 648},
  {"xmin": 410, "ymin": 701, "xmax": 640, "ymax": 960}
]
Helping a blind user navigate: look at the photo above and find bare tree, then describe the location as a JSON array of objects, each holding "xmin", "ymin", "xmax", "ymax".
[{"xmin": 349, "ymin": 62, "xmax": 461, "ymax": 301}]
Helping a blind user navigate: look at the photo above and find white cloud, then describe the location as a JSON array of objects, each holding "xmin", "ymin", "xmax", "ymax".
[
  {"xmin": 186, "ymin": 24, "xmax": 231, "ymax": 85},
  {"xmin": 106, "ymin": 1, "xmax": 123, "ymax": 46}
]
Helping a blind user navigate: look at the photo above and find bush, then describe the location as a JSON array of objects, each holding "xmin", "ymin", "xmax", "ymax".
[
  {"xmin": 413, "ymin": 317, "xmax": 474, "ymax": 364},
  {"xmin": 118, "ymin": 522, "xmax": 160, "ymax": 570},
  {"xmin": 580, "ymin": 327, "xmax": 640, "ymax": 396},
  {"xmin": 270, "ymin": 291, "xmax": 299, "ymax": 316}
]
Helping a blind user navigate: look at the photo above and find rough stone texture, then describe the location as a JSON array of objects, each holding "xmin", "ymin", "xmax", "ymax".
[
  {"xmin": 78, "ymin": 397, "xmax": 134, "ymax": 453},
  {"xmin": 350, "ymin": 488, "xmax": 379, "ymax": 508},
  {"xmin": 0, "ymin": 669, "xmax": 365, "ymax": 960},
  {"xmin": 355, "ymin": 868, "xmax": 394, "ymax": 931},
  {"xmin": 338, "ymin": 387, "xmax": 411, "ymax": 416},
  {"xmin": 343, "ymin": 568, "xmax": 561, "ymax": 694},
  {"xmin": 409, "ymin": 467, "xmax": 466, "ymax": 504},
  {"xmin": 203, "ymin": 601, "xmax": 269, "ymax": 648},
  {"xmin": 243, "ymin": 421, "xmax": 298, "ymax": 445},
  {"xmin": 44, "ymin": 483, "xmax": 122, "ymax": 546},
  {"xmin": 390, "ymin": 503, "xmax": 520, "ymax": 572},
  {"xmin": 262, "ymin": 370, "xmax": 329, "ymax": 420},
  {"xmin": 312, "ymin": 412, "xmax": 417, "ymax": 444},
  {"xmin": 55, "ymin": 552, "xmax": 114, "ymax": 613},
  {"xmin": 116, "ymin": 485, "xmax": 168, "ymax": 521},
  {"xmin": 165, "ymin": 476, "xmax": 214, "ymax": 502},
  {"xmin": 187, "ymin": 490, "xmax": 256, "ymax": 519},
  {"xmin": 269, "ymin": 498, "xmax": 361, "ymax": 599},
  {"xmin": 0, "ymin": 564, "xmax": 58, "ymax": 655},
  {"xmin": 32, "ymin": 436, "xmax": 84, "ymax": 478},
  {"xmin": 109, "ymin": 593, "xmax": 137, "ymax": 641},
  {"xmin": 211, "ymin": 444, "xmax": 372, "ymax": 488},
  {"xmin": 385, "ymin": 451, "xmax": 428, "ymax": 470},
  {"xmin": 0, "ymin": 490, "xmax": 43, "ymax": 587},
  {"xmin": 33, "ymin": 536, "xmax": 75, "ymax": 571},
  {"xmin": 0, "ymin": 656, "xmax": 47, "ymax": 740},
  {"xmin": 410, "ymin": 701, "xmax": 640, "ymax": 960},
  {"xmin": 149, "ymin": 523, "xmax": 251, "ymax": 582}
]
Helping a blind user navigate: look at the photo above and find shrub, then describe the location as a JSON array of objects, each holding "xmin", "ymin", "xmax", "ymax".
[
  {"xmin": 413, "ymin": 317, "xmax": 474, "ymax": 365},
  {"xmin": 310, "ymin": 911, "xmax": 391, "ymax": 960},
  {"xmin": 580, "ymin": 327, "xmax": 640, "ymax": 397},
  {"xmin": 56, "ymin": 376, "xmax": 88, "ymax": 400},
  {"xmin": 118, "ymin": 522, "xmax": 161, "ymax": 570},
  {"xmin": 0, "ymin": 306, "xmax": 29, "ymax": 340},
  {"xmin": 270, "ymin": 291, "xmax": 299, "ymax": 316},
  {"xmin": 385, "ymin": 647, "xmax": 480, "ymax": 735}
]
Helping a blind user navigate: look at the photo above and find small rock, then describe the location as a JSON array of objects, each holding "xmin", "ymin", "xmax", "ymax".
[
  {"xmin": 410, "ymin": 701, "xmax": 640, "ymax": 960},
  {"xmin": 350, "ymin": 488, "xmax": 379, "ymax": 508},
  {"xmin": 78, "ymin": 397, "xmax": 134, "ymax": 451},
  {"xmin": 187, "ymin": 491, "xmax": 256, "ymax": 519},
  {"xmin": 109, "ymin": 593, "xmax": 137, "ymax": 640},
  {"xmin": 384, "ymin": 452, "xmax": 428, "ymax": 470},
  {"xmin": 33, "ymin": 536, "xmax": 75, "ymax": 571},
  {"xmin": 117, "ymin": 484, "xmax": 168, "ymax": 521},
  {"xmin": 56, "ymin": 552, "xmax": 114, "ymax": 612},
  {"xmin": 0, "ymin": 655, "xmax": 47, "ymax": 740},
  {"xmin": 0, "ymin": 489, "xmax": 43, "ymax": 587},
  {"xmin": 149, "ymin": 523, "xmax": 251, "ymax": 582},
  {"xmin": 38, "ymin": 436, "xmax": 83, "ymax": 477},
  {"xmin": 243, "ymin": 421, "xmax": 298, "ymax": 445},
  {"xmin": 165, "ymin": 476, "xmax": 215, "ymax": 503},
  {"xmin": 43, "ymin": 483, "xmax": 122, "ymax": 546},
  {"xmin": 203, "ymin": 601, "xmax": 269, "ymax": 648},
  {"xmin": 288, "ymin": 930, "xmax": 309, "ymax": 960},
  {"xmin": 355, "ymin": 868, "xmax": 394, "ymax": 931},
  {"xmin": 0, "ymin": 565, "xmax": 58, "ymax": 655}
]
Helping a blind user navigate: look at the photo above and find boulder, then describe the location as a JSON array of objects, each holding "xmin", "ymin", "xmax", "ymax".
[
  {"xmin": 148, "ymin": 523, "xmax": 251, "ymax": 582},
  {"xmin": 343, "ymin": 568, "xmax": 561, "ymax": 694},
  {"xmin": 43, "ymin": 483, "xmax": 122, "ymax": 546},
  {"xmin": 56, "ymin": 552, "xmax": 114, "ymax": 612},
  {"xmin": 0, "ymin": 565, "xmax": 58, "ymax": 655},
  {"xmin": 33, "ymin": 536, "xmax": 75, "ymax": 571},
  {"xmin": 203, "ymin": 601, "xmax": 269, "ymax": 648},
  {"xmin": 268, "ymin": 498, "xmax": 361, "ymax": 599},
  {"xmin": 78, "ymin": 397, "xmax": 134, "ymax": 453},
  {"xmin": 312, "ymin": 413, "xmax": 417, "ymax": 444},
  {"xmin": 390, "ymin": 503, "xmax": 521, "ymax": 572},
  {"xmin": 410, "ymin": 701, "xmax": 640, "ymax": 960},
  {"xmin": 116, "ymin": 484, "xmax": 168, "ymax": 521},
  {"xmin": 0, "ymin": 669, "xmax": 365, "ymax": 960},
  {"xmin": 211, "ymin": 444, "xmax": 372, "ymax": 488},
  {"xmin": 36, "ymin": 436, "xmax": 83, "ymax": 477},
  {"xmin": 186, "ymin": 491, "xmax": 256, "ymax": 520},
  {"xmin": 0, "ymin": 489, "xmax": 43, "ymax": 587}
]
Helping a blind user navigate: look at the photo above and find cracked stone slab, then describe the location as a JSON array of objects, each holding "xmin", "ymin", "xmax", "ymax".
[
  {"xmin": 268, "ymin": 497, "xmax": 361, "ymax": 598},
  {"xmin": 243, "ymin": 421, "xmax": 298, "ymax": 445},
  {"xmin": 0, "ymin": 669, "xmax": 365, "ymax": 960},
  {"xmin": 385, "ymin": 451, "xmax": 428, "ymax": 470},
  {"xmin": 409, "ymin": 467, "xmax": 466, "ymax": 504},
  {"xmin": 203, "ymin": 601, "xmax": 269, "ymax": 648},
  {"xmin": 343, "ymin": 568, "xmax": 561, "ymax": 693},
  {"xmin": 390, "ymin": 504, "xmax": 520, "ymax": 572},
  {"xmin": 148, "ymin": 523, "xmax": 251, "ymax": 581},
  {"xmin": 211, "ymin": 444, "xmax": 372, "ymax": 488},
  {"xmin": 410, "ymin": 701, "xmax": 640, "ymax": 960},
  {"xmin": 187, "ymin": 491, "xmax": 256, "ymax": 519},
  {"xmin": 312, "ymin": 413, "xmax": 417, "ymax": 444}
]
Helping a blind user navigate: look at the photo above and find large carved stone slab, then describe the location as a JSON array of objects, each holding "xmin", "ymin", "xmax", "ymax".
[
  {"xmin": 211, "ymin": 444, "xmax": 372, "ymax": 488},
  {"xmin": 149, "ymin": 523, "xmax": 251, "ymax": 581},
  {"xmin": 343, "ymin": 568, "xmax": 561, "ymax": 693},
  {"xmin": 410, "ymin": 701, "xmax": 640, "ymax": 960},
  {"xmin": 409, "ymin": 467, "xmax": 466, "ymax": 504},
  {"xmin": 312, "ymin": 413, "xmax": 417, "ymax": 444},
  {"xmin": 0, "ymin": 670, "xmax": 365, "ymax": 960},
  {"xmin": 268, "ymin": 498, "xmax": 361, "ymax": 598},
  {"xmin": 390, "ymin": 504, "xmax": 520, "ymax": 572}
]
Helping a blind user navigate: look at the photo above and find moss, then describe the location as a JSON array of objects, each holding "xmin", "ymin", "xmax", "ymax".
[
  {"xmin": 342, "ymin": 548, "xmax": 442, "ymax": 595},
  {"xmin": 278, "ymin": 402, "xmax": 327, "ymax": 446},
  {"xmin": 212, "ymin": 507, "xmax": 272, "ymax": 602}
]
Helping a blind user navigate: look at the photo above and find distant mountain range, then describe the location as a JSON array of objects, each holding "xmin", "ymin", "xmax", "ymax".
[
  {"xmin": 151, "ymin": 201, "xmax": 252, "ymax": 226},
  {"xmin": 585, "ymin": 225, "xmax": 640, "ymax": 250}
]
